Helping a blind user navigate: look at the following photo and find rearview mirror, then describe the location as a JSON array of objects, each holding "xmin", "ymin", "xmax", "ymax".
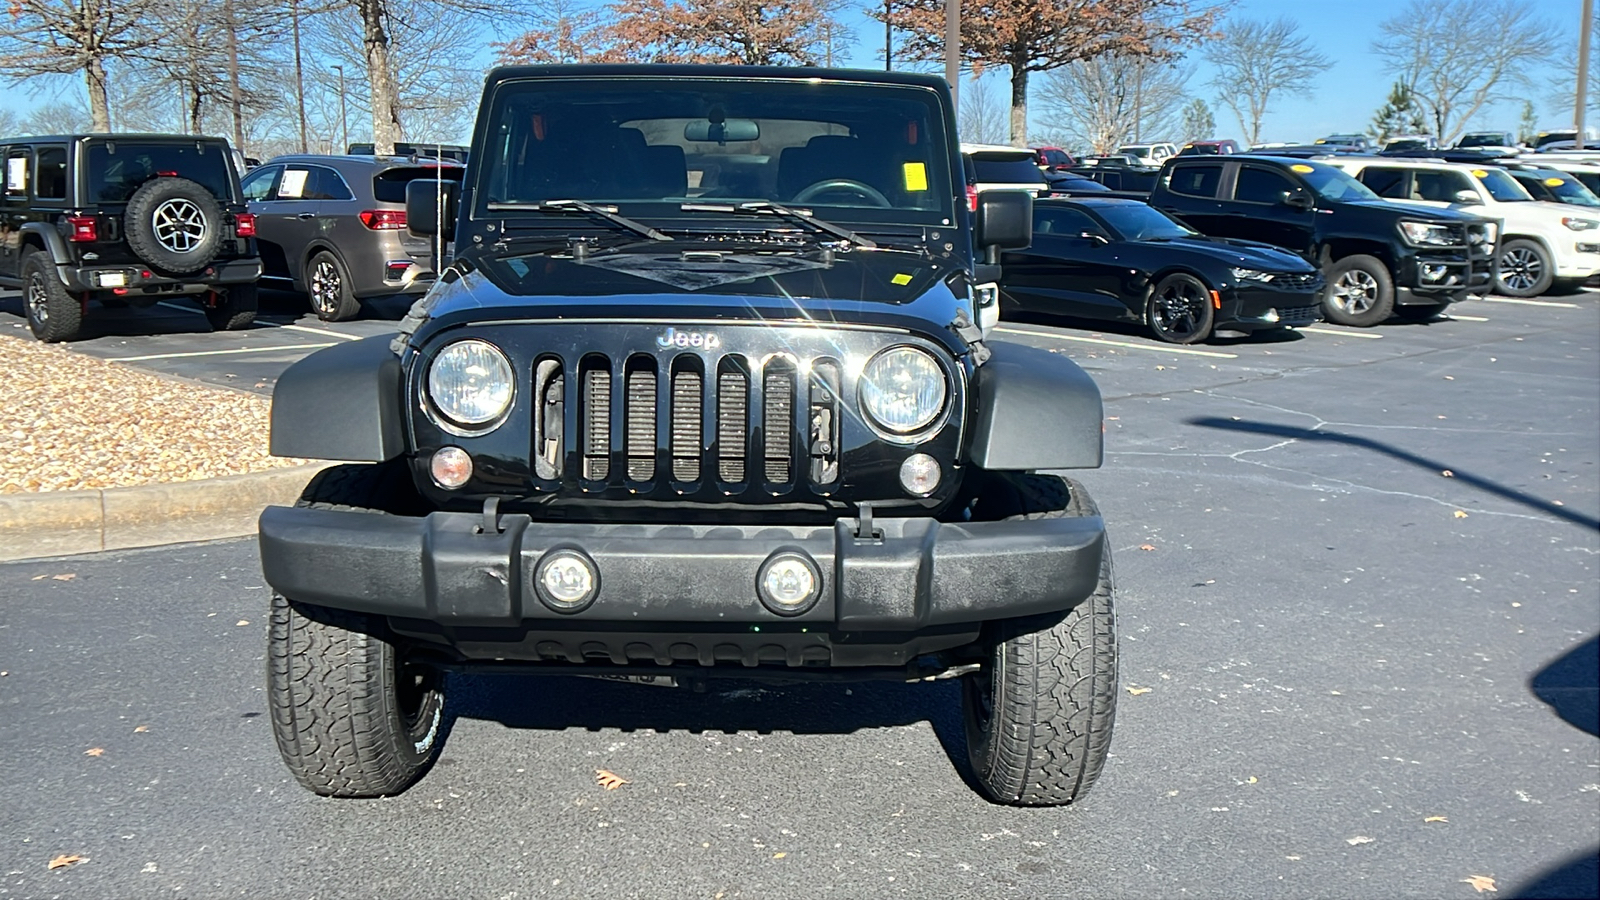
[
  {"xmin": 683, "ymin": 119, "xmax": 759, "ymax": 143},
  {"xmin": 975, "ymin": 190, "xmax": 1033, "ymax": 258},
  {"xmin": 406, "ymin": 178, "xmax": 459, "ymax": 239}
]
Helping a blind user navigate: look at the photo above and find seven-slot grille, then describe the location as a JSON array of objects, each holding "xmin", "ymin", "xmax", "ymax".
[{"xmin": 533, "ymin": 352, "xmax": 842, "ymax": 489}]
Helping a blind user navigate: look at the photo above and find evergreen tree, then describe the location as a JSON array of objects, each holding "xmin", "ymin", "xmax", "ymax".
[
  {"xmin": 1180, "ymin": 98, "xmax": 1215, "ymax": 142},
  {"xmin": 1371, "ymin": 81, "xmax": 1427, "ymax": 142}
]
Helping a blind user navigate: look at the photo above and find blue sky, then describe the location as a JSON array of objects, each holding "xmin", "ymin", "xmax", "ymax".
[{"xmin": 10, "ymin": 0, "xmax": 1590, "ymax": 144}]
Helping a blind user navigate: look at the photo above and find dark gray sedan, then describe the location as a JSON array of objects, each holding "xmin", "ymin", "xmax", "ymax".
[{"xmin": 241, "ymin": 154, "xmax": 462, "ymax": 320}]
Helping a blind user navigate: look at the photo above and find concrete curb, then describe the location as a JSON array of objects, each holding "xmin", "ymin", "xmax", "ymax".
[{"xmin": 0, "ymin": 463, "xmax": 331, "ymax": 563}]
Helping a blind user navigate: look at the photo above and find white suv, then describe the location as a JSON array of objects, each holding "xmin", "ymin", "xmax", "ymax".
[
  {"xmin": 1336, "ymin": 158, "xmax": 1600, "ymax": 297},
  {"xmin": 960, "ymin": 142, "xmax": 1048, "ymax": 209},
  {"xmin": 1115, "ymin": 142, "xmax": 1179, "ymax": 168}
]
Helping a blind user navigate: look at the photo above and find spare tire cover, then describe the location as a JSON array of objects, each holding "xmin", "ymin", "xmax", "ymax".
[{"xmin": 124, "ymin": 177, "xmax": 224, "ymax": 274}]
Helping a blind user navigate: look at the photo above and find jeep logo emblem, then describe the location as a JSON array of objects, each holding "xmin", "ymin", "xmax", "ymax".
[{"xmin": 656, "ymin": 327, "xmax": 721, "ymax": 350}]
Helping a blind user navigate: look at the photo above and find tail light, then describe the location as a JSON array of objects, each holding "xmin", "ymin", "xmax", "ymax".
[
  {"xmin": 359, "ymin": 209, "xmax": 407, "ymax": 230},
  {"xmin": 965, "ymin": 184, "xmax": 978, "ymax": 213},
  {"xmin": 234, "ymin": 213, "xmax": 256, "ymax": 237},
  {"xmin": 68, "ymin": 216, "xmax": 98, "ymax": 242}
]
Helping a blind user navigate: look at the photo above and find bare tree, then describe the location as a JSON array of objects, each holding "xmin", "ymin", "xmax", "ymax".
[
  {"xmin": 0, "ymin": 0, "xmax": 169, "ymax": 131},
  {"xmin": 602, "ymin": 0, "xmax": 828, "ymax": 65},
  {"xmin": 1036, "ymin": 53, "xmax": 1191, "ymax": 153},
  {"xmin": 20, "ymin": 101, "xmax": 92, "ymax": 135},
  {"xmin": 1204, "ymin": 18, "xmax": 1330, "ymax": 147},
  {"xmin": 880, "ymin": 0, "xmax": 1221, "ymax": 146},
  {"xmin": 0, "ymin": 107, "xmax": 18, "ymax": 135},
  {"xmin": 1373, "ymin": 0, "xmax": 1560, "ymax": 144},
  {"xmin": 959, "ymin": 77, "xmax": 1009, "ymax": 144}
]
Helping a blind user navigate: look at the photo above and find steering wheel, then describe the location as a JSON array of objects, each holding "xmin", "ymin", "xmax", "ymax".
[{"xmin": 792, "ymin": 178, "xmax": 892, "ymax": 208}]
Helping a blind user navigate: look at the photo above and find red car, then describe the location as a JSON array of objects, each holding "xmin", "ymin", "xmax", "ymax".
[
  {"xmin": 1176, "ymin": 140, "xmax": 1241, "ymax": 156},
  {"xmin": 1031, "ymin": 146, "xmax": 1077, "ymax": 171}
]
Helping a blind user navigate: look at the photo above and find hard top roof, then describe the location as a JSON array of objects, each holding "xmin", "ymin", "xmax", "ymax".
[
  {"xmin": 483, "ymin": 63, "xmax": 948, "ymax": 92},
  {"xmin": 0, "ymin": 132, "xmax": 230, "ymax": 144}
]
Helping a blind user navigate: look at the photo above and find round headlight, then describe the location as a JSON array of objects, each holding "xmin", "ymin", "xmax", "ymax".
[
  {"xmin": 859, "ymin": 346, "xmax": 947, "ymax": 435},
  {"xmin": 428, "ymin": 340, "xmax": 513, "ymax": 428}
]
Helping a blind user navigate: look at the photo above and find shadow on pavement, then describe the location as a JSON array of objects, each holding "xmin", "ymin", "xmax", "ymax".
[
  {"xmin": 1509, "ymin": 848, "xmax": 1600, "ymax": 899},
  {"xmin": 1002, "ymin": 309, "xmax": 1307, "ymax": 346},
  {"xmin": 1530, "ymin": 635, "xmax": 1599, "ymax": 737},
  {"xmin": 1188, "ymin": 417, "xmax": 1600, "ymax": 532}
]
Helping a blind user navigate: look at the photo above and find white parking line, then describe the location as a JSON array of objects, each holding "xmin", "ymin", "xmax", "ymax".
[
  {"xmin": 1442, "ymin": 313, "xmax": 1491, "ymax": 322},
  {"xmin": 109, "ymin": 343, "xmax": 335, "ymax": 362},
  {"xmin": 1482, "ymin": 297, "xmax": 1580, "ymax": 308},
  {"xmin": 1301, "ymin": 327, "xmax": 1385, "ymax": 339},
  {"xmin": 995, "ymin": 325, "xmax": 1239, "ymax": 358},
  {"xmin": 156, "ymin": 300, "xmax": 360, "ymax": 340}
]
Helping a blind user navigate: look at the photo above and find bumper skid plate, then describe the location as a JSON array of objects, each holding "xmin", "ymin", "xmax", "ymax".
[{"xmin": 258, "ymin": 507, "xmax": 1106, "ymax": 631}]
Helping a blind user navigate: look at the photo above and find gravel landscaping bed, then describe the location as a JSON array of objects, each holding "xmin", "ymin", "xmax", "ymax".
[{"xmin": 0, "ymin": 334, "xmax": 306, "ymax": 493}]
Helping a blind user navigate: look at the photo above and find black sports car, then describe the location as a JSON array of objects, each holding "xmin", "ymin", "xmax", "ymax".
[{"xmin": 1001, "ymin": 197, "xmax": 1326, "ymax": 344}]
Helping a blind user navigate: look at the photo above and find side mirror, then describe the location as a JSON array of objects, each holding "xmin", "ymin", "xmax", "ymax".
[
  {"xmin": 406, "ymin": 178, "xmax": 459, "ymax": 239},
  {"xmin": 975, "ymin": 190, "xmax": 1033, "ymax": 257},
  {"xmin": 1284, "ymin": 191, "xmax": 1314, "ymax": 210},
  {"xmin": 1453, "ymin": 190, "xmax": 1480, "ymax": 204}
]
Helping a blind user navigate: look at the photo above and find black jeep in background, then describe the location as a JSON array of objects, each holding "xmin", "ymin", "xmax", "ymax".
[
  {"xmin": 0, "ymin": 133, "xmax": 262, "ymax": 341},
  {"xmin": 1149, "ymin": 155, "xmax": 1497, "ymax": 326},
  {"xmin": 259, "ymin": 65, "xmax": 1117, "ymax": 808}
]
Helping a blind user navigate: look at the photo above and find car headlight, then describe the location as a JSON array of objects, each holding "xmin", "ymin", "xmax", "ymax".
[
  {"xmin": 427, "ymin": 339, "xmax": 514, "ymax": 428},
  {"xmin": 1399, "ymin": 221, "xmax": 1457, "ymax": 246},
  {"xmin": 1562, "ymin": 217, "xmax": 1599, "ymax": 231},
  {"xmin": 1230, "ymin": 267, "xmax": 1274, "ymax": 282},
  {"xmin": 859, "ymin": 346, "xmax": 947, "ymax": 435}
]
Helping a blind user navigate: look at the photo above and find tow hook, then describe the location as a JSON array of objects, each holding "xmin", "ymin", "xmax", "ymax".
[
  {"xmin": 476, "ymin": 496, "xmax": 504, "ymax": 535},
  {"xmin": 853, "ymin": 501, "xmax": 883, "ymax": 540}
]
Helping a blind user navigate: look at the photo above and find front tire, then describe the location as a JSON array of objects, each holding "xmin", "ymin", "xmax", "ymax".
[
  {"xmin": 963, "ymin": 475, "xmax": 1117, "ymax": 807},
  {"xmin": 1496, "ymin": 239, "xmax": 1554, "ymax": 298},
  {"xmin": 1146, "ymin": 273, "xmax": 1215, "ymax": 344},
  {"xmin": 267, "ymin": 464, "xmax": 443, "ymax": 798},
  {"xmin": 1323, "ymin": 254, "xmax": 1395, "ymax": 326},
  {"xmin": 21, "ymin": 250, "xmax": 82, "ymax": 342}
]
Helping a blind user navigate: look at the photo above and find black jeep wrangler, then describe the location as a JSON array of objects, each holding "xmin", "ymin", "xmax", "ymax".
[
  {"xmin": 258, "ymin": 66, "xmax": 1115, "ymax": 806},
  {"xmin": 0, "ymin": 133, "xmax": 262, "ymax": 341}
]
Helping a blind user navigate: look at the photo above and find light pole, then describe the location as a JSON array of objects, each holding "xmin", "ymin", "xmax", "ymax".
[
  {"xmin": 884, "ymin": 0, "xmax": 892, "ymax": 72},
  {"xmin": 331, "ymin": 65, "xmax": 348, "ymax": 154},
  {"xmin": 945, "ymin": 0, "xmax": 958, "ymax": 112}
]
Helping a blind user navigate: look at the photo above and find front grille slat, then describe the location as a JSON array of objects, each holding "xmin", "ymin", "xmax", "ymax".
[
  {"xmin": 583, "ymin": 365, "xmax": 611, "ymax": 481},
  {"xmin": 717, "ymin": 366, "xmax": 748, "ymax": 483},
  {"xmin": 625, "ymin": 363, "xmax": 656, "ymax": 481},
  {"xmin": 670, "ymin": 363, "xmax": 702, "ymax": 482},
  {"xmin": 763, "ymin": 361, "xmax": 794, "ymax": 485}
]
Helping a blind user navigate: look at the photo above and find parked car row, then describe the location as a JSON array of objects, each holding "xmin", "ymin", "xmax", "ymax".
[{"xmin": 0, "ymin": 129, "xmax": 463, "ymax": 341}]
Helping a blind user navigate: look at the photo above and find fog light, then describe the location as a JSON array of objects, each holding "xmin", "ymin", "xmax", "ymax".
[
  {"xmin": 757, "ymin": 551, "xmax": 821, "ymax": 616},
  {"xmin": 430, "ymin": 446, "xmax": 472, "ymax": 489},
  {"xmin": 536, "ymin": 549, "xmax": 599, "ymax": 612},
  {"xmin": 1262, "ymin": 308, "xmax": 1280, "ymax": 323},
  {"xmin": 899, "ymin": 453, "xmax": 941, "ymax": 496}
]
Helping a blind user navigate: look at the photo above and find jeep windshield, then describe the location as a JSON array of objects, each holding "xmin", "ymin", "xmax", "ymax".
[
  {"xmin": 86, "ymin": 139, "xmax": 234, "ymax": 203},
  {"xmin": 475, "ymin": 77, "xmax": 956, "ymax": 232}
]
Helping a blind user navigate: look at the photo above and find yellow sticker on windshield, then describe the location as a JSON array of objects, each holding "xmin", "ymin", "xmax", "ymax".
[
  {"xmin": 891, "ymin": 273, "xmax": 913, "ymax": 285},
  {"xmin": 1545, "ymin": 177, "xmax": 1566, "ymax": 186},
  {"xmin": 902, "ymin": 162, "xmax": 928, "ymax": 192},
  {"xmin": 1472, "ymin": 169, "xmax": 1489, "ymax": 178},
  {"xmin": 1290, "ymin": 164, "xmax": 1314, "ymax": 174}
]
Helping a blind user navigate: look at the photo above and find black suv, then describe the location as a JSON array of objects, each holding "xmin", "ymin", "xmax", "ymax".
[
  {"xmin": 258, "ymin": 65, "xmax": 1116, "ymax": 807},
  {"xmin": 0, "ymin": 134, "xmax": 262, "ymax": 341},
  {"xmin": 1149, "ymin": 156, "xmax": 1497, "ymax": 326}
]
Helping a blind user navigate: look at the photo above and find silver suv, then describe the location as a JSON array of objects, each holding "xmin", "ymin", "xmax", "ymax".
[{"xmin": 241, "ymin": 155, "xmax": 462, "ymax": 321}]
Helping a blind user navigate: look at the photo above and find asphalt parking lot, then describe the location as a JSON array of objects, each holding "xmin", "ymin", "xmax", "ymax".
[{"xmin": 1, "ymin": 291, "xmax": 1597, "ymax": 899}]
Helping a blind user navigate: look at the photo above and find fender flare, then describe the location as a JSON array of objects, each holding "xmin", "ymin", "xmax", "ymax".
[
  {"xmin": 966, "ymin": 340, "xmax": 1103, "ymax": 471},
  {"xmin": 18, "ymin": 223, "xmax": 78, "ymax": 288},
  {"xmin": 269, "ymin": 334, "xmax": 406, "ymax": 462}
]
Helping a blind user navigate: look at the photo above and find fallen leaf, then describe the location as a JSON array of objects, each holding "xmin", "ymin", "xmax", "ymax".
[
  {"xmin": 1460, "ymin": 875, "xmax": 1497, "ymax": 893},
  {"xmin": 1155, "ymin": 365, "xmax": 1166, "ymax": 371},
  {"xmin": 84, "ymin": 748, "xmax": 104, "ymax": 757},
  {"xmin": 235, "ymin": 620, "xmax": 250, "ymax": 626},
  {"xmin": 1246, "ymin": 776, "xmax": 1258, "ymax": 784},
  {"xmin": 1454, "ymin": 510, "xmax": 1469, "ymax": 519},
  {"xmin": 1441, "ymin": 470, "xmax": 1454, "ymax": 477},
  {"xmin": 1346, "ymin": 835, "xmax": 1375, "ymax": 846},
  {"xmin": 31, "ymin": 574, "xmax": 47, "ymax": 580},
  {"xmin": 52, "ymin": 573, "xmax": 76, "ymax": 581},
  {"xmin": 772, "ymin": 852, "xmax": 787, "ymax": 859},
  {"xmin": 133, "ymin": 725, "xmax": 148, "ymax": 733},
  {"xmin": 1425, "ymin": 816, "xmax": 1448, "ymax": 823},
  {"xmin": 595, "ymin": 769, "xmax": 628, "ymax": 790},
  {"xmin": 1138, "ymin": 544, "xmax": 1157, "ymax": 551},
  {"xmin": 1127, "ymin": 686, "xmax": 1153, "ymax": 696},
  {"xmin": 47, "ymin": 854, "xmax": 83, "ymax": 870}
]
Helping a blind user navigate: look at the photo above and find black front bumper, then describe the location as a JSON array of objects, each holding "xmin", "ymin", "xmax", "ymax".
[
  {"xmin": 258, "ymin": 506, "xmax": 1106, "ymax": 662},
  {"xmin": 1222, "ymin": 282, "xmax": 1325, "ymax": 330}
]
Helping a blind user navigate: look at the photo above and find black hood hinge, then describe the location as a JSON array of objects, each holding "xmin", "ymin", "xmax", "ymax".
[{"xmin": 949, "ymin": 308, "xmax": 991, "ymax": 366}]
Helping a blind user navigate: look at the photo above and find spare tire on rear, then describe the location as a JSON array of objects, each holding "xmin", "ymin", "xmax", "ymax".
[{"xmin": 124, "ymin": 177, "xmax": 223, "ymax": 274}]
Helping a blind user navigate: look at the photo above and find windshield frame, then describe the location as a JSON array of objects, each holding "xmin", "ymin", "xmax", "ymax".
[{"xmin": 466, "ymin": 73, "xmax": 960, "ymax": 234}]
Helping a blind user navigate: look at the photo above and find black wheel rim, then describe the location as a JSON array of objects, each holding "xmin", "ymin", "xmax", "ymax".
[
  {"xmin": 25, "ymin": 272, "xmax": 48, "ymax": 324},
  {"xmin": 310, "ymin": 259, "xmax": 341, "ymax": 315},
  {"xmin": 1152, "ymin": 280, "xmax": 1206, "ymax": 338},
  {"xmin": 1332, "ymin": 270, "xmax": 1379, "ymax": 314},
  {"xmin": 1499, "ymin": 247, "xmax": 1543, "ymax": 292}
]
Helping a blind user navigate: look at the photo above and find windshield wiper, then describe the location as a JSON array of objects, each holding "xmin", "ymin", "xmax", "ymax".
[
  {"xmin": 488, "ymin": 199, "xmax": 672, "ymax": 241},
  {"xmin": 680, "ymin": 201, "xmax": 876, "ymax": 249}
]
